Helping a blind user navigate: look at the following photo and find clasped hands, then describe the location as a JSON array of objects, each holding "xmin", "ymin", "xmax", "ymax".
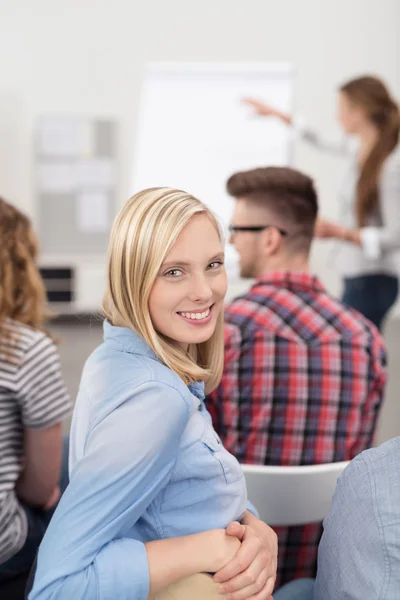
[{"xmin": 214, "ymin": 512, "xmax": 278, "ymax": 600}]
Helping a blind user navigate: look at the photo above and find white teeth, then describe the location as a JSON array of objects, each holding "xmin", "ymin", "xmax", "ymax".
[{"xmin": 179, "ymin": 308, "xmax": 210, "ymax": 320}]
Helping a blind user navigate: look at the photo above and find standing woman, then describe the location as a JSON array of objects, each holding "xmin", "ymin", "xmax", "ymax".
[
  {"xmin": 244, "ymin": 76, "xmax": 400, "ymax": 330},
  {"xmin": 0, "ymin": 199, "xmax": 70, "ymax": 582},
  {"xmin": 28, "ymin": 188, "xmax": 280, "ymax": 600}
]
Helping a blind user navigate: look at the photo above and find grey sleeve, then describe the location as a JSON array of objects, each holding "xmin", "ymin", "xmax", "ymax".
[{"xmin": 314, "ymin": 455, "xmax": 384, "ymax": 599}]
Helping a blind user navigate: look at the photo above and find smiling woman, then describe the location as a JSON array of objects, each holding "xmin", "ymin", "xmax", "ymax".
[
  {"xmin": 28, "ymin": 187, "xmax": 278, "ymax": 600},
  {"xmin": 149, "ymin": 213, "xmax": 227, "ymax": 351},
  {"xmin": 104, "ymin": 188, "xmax": 227, "ymax": 392}
]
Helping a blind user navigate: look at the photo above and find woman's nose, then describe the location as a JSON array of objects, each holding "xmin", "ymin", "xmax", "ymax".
[{"xmin": 188, "ymin": 276, "xmax": 213, "ymax": 303}]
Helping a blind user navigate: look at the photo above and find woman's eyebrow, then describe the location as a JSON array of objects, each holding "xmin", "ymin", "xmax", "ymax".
[
  {"xmin": 162, "ymin": 252, "xmax": 225, "ymax": 269},
  {"xmin": 210, "ymin": 252, "xmax": 225, "ymax": 260},
  {"xmin": 161, "ymin": 260, "xmax": 191, "ymax": 269}
]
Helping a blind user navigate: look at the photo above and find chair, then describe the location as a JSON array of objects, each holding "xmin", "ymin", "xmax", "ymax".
[{"xmin": 242, "ymin": 461, "xmax": 349, "ymax": 526}]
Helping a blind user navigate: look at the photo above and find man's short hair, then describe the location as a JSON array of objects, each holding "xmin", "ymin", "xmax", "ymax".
[{"xmin": 227, "ymin": 166, "xmax": 318, "ymax": 252}]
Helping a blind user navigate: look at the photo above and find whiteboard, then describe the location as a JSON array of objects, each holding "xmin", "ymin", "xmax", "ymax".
[{"xmin": 132, "ymin": 62, "xmax": 294, "ymax": 276}]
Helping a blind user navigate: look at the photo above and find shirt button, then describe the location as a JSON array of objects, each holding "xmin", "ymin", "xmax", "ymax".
[{"xmin": 198, "ymin": 403, "xmax": 203, "ymax": 411}]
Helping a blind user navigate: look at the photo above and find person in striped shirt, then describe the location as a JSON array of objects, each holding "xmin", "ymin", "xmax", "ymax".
[
  {"xmin": 207, "ymin": 166, "xmax": 387, "ymax": 589},
  {"xmin": 0, "ymin": 198, "xmax": 71, "ymax": 582}
]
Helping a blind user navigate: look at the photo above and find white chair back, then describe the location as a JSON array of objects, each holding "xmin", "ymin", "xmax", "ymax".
[{"xmin": 242, "ymin": 461, "xmax": 349, "ymax": 526}]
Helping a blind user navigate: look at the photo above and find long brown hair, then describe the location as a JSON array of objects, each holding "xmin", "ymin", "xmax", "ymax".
[
  {"xmin": 340, "ymin": 76, "xmax": 400, "ymax": 226},
  {"xmin": 0, "ymin": 198, "xmax": 52, "ymax": 355}
]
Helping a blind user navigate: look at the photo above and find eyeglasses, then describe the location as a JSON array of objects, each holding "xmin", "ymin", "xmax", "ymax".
[{"xmin": 228, "ymin": 225, "xmax": 288, "ymax": 236}]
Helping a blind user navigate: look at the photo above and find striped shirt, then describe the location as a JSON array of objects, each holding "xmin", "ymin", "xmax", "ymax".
[{"xmin": 0, "ymin": 319, "xmax": 71, "ymax": 565}]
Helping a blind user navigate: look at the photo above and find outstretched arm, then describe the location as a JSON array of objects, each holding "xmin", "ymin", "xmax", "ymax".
[{"xmin": 242, "ymin": 98, "xmax": 349, "ymax": 156}]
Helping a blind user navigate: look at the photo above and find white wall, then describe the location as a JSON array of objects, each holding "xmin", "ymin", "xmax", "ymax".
[{"xmin": 0, "ymin": 0, "xmax": 399, "ymax": 299}]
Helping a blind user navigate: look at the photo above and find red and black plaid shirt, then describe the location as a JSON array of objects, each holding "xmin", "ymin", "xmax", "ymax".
[{"xmin": 207, "ymin": 271, "xmax": 386, "ymax": 588}]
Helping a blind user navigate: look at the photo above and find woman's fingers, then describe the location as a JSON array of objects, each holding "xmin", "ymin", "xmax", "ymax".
[
  {"xmin": 214, "ymin": 533, "xmax": 262, "ymax": 583},
  {"xmin": 219, "ymin": 568, "xmax": 275, "ymax": 600}
]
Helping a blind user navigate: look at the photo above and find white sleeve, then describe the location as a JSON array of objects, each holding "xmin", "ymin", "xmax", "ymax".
[
  {"xmin": 359, "ymin": 156, "xmax": 400, "ymax": 257},
  {"xmin": 292, "ymin": 117, "xmax": 351, "ymax": 156}
]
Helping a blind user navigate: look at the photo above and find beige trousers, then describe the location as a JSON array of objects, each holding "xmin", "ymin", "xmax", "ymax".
[{"xmin": 148, "ymin": 574, "xmax": 220, "ymax": 600}]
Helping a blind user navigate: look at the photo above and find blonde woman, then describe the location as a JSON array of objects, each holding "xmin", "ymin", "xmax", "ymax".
[
  {"xmin": 28, "ymin": 188, "xmax": 281, "ymax": 600},
  {"xmin": 244, "ymin": 75, "xmax": 400, "ymax": 330},
  {"xmin": 0, "ymin": 199, "xmax": 70, "ymax": 582}
]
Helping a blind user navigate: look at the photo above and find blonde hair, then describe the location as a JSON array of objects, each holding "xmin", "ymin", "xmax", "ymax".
[
  {"xmin": 103, "ymin": 187, "xmax": 225, "ymax": 393},
  {"xmin": 0, "ymin": 197, "xmax": 52, "ymax": 359}
]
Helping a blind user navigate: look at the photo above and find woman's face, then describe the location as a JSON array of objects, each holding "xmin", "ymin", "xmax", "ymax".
[
  {"xmin": 149, "ymin": 213, "xmax": 227, "ymax": 348},
  {"xmin": 337, "ymin": 91, "xmax": 368, "ymax": 134}
]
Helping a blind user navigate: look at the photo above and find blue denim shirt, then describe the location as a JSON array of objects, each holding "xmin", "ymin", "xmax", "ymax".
[
  {"xmin": 29, "ymin": 321, "xmax": 248, "ymax": 600},
  {"xmin": 315, "ymin": 436, "xmax": 400, "ymax": 599}
]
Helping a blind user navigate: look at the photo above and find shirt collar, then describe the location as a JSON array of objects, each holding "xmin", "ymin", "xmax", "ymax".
[
  {"xmin": 188, "ymin": 380, "xmax": 205, "ymax": 400},
  {"xmin": 252, "ymin": 270, "xmax": 326, "ymax": 294},
  {"xmin": 104, "ymin": 320, "xmax": 159, "ymax": 361},
  {"xmin": 103, "ymin": 320, "xmax": 205, "ymax": 400}
]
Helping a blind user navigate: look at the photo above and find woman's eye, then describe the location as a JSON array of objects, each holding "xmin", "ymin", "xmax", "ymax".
[
  {"xmin": 165, "ymin": 269, "xmax": 183, "ymax": 277},
  {"xmin": 208, "ymin": 261, "xmax": 223, "ymax": 270}
]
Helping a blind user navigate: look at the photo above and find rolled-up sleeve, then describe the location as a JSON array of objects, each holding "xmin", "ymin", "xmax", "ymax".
[
  {"xmin": 360, "ymin": 157, "xmax": 400, "ymax": 258},
  {"xmin": 245, "ymin": 500, "xmax": 259, "ymax": 518},
  {"xmin": 29, "ymin": 381, "xmax": 189, "ymax": 600}
]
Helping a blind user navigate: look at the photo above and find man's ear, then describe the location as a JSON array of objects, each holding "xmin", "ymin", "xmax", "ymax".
[{"xmin": 262, "ymin": 227, "xmax": 282, "ymax": 256}]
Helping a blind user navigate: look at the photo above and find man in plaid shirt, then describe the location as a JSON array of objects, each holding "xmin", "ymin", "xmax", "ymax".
[{"xmin": 207, "ymin": 166, "xmax": 386, "ymax": 589}]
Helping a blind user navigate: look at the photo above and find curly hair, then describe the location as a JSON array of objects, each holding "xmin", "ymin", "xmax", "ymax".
[{"xmin": 0, "ymin": 197, "xmax": 52, "ymax": 358}]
